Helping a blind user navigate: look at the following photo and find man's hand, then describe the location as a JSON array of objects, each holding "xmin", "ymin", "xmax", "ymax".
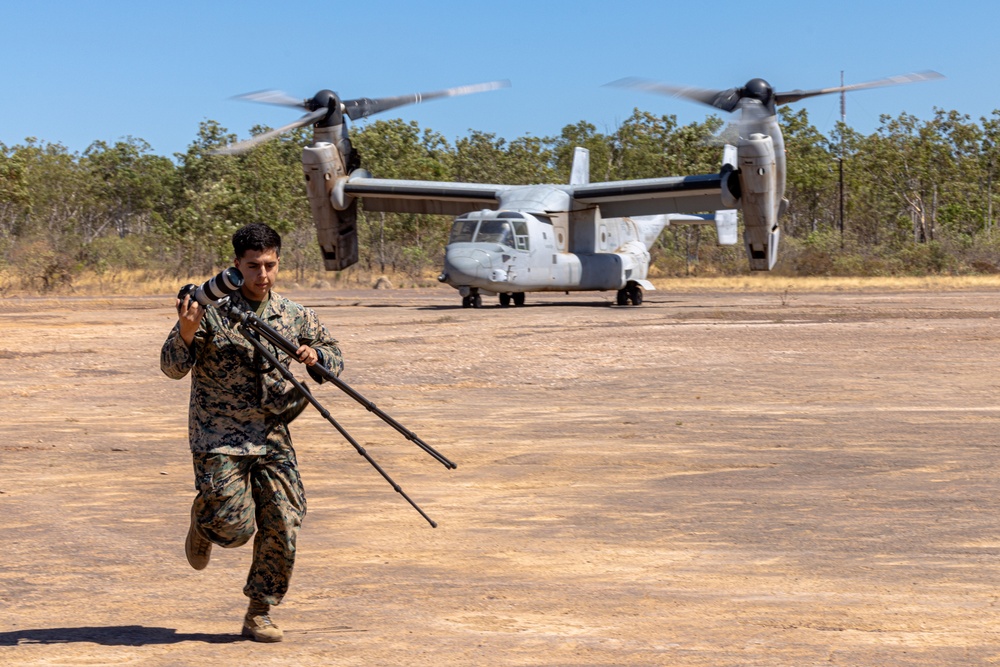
[
  {"xmin": 176, "ymin": 295, "xmax": 206, "ymax": 347},
  {"xmin": 295, "ymin": 345, "xmax": 319, "ymax": 366}
]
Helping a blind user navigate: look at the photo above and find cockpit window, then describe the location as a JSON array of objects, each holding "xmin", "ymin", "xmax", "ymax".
[
  {"xmin": 476, "ymin": 220, "xmax": 514, "ymax": 246},
  {"xmin": 449, "ymin": 215, "xmax": 528, "ymax": 249},
  {"xmin": 449, "ymin": 218, "xmax": 479, "ymax": 243}
]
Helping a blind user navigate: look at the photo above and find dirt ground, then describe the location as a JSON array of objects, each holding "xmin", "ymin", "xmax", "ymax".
[{"xmin": 2, "ymin": 284, "xmax": 1000, "ymax": 666}]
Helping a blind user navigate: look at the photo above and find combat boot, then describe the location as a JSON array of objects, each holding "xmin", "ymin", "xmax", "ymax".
[
  {"xmin": 242, "ymin": 601, "xmax": 283, "ymax": 642},
  {"xmin": 185, "ymin": 505, "xmax": 212, "ymax": 570}
]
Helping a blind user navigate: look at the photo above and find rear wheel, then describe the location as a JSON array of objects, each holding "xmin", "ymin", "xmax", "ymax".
[
  {"xmin": 616, "ymin": 289, "xmax": 629, "ymax": 306},
  {"xmin": 513, "ymin": 292, "xmax": 525, "ymax": 307},
  {"xmin": 628, "ymin": 284, "xmax": 643, "ymax": 306}
]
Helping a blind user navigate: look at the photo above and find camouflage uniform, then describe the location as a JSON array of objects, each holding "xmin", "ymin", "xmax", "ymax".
[{"xmin": 161, "ymin": 290, "xmax": 343, "ymax": 606}]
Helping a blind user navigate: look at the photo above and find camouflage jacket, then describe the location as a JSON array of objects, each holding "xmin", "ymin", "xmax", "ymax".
[{"xmin": 160, "ymin": 291, "xmax": 344, "ymax": 455}]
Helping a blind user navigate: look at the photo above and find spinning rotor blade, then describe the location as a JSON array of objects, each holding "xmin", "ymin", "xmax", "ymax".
[
  {"xmin": 606, "ymin": 77, "xmax": 743, "ymax": 112},
  {"xmin": 608, "ymin": 70, "xmax": 944, "ymax": 117},
  {"xmin": 341, "ymin": 79, "xmax": 511, "ymax": 120},
  {"xmin": 213, "ymin": 80, "xmax": 510, "ymax": 155},
  {"xmin": 210, "ymin": 107, "xmax": 329, "ymax": 155},
  {"xmin": 699, "ymin": 102, "xmax": 775, "ymax": 144},
  {"xmin": 232, "ymin": 89, "xmax": 309, "ymax": 109},
  {"xmin": 702, "ymin": 122, "xmax": 740, "ymax": 147},
  {"xmin": 774, "ymin": 70, "xmax": 944, "ymax": 105}
]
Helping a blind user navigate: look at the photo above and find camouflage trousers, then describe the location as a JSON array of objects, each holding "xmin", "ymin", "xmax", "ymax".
[{"xmin": 190, "ymin": 424, "xmax": 306, "ymax": 606}]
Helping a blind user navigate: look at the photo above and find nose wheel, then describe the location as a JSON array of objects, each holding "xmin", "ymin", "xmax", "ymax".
[{"xmin": 462, "ymin": 289, "xmax": 483, "ymax": 308}]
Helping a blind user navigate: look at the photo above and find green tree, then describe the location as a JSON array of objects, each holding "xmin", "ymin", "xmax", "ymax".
[
  {"xmin": 608, "ymin": 109, "xmax": 679, "ymax": 180},
  {"xmin": 0, "ymin": 141, "xmax": 31, "ymax": 249},
  {"xmin": 353, "ymin": 120, "xmax": 456, "ymax": 275},
  {"xmin": 780, "ymin": 108, "xmax": 837, "ymax": 237},
  {"xmin": 167, "ymin": 121, "xmax": 242, "ymax": 274},
  {"xmin": 82, "ymin": 136, "xmax": 176, "ymax": 240},
  {"xmin": 549, "ymin": 121, "xmax": 613, "ymax": 183},
  {"xmin": 4, "ymin": 139, "xmax": 94, "ymax": 289},
  {"xmin": 230, "ymin": 126, "xmax": 316, "ymax": 281},
  {"xmin": 980, "ymin": 110, "xmax": 1000, "ymax": 236}
]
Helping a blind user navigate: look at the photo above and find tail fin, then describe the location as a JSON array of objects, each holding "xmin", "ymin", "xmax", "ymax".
[{"xmin": 570, "ymin": 147, "xmax": 590, "ymax": 185}]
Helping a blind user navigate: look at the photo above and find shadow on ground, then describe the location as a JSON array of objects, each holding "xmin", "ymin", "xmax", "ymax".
[{"xmin": 0, "ymin": 626, "xmax": 241, "ymax": 646}]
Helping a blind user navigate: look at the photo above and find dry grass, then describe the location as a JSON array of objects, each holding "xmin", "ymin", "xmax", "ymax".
[
  {"xmin": 2, "ymin": 269, "xmax": 1000, "ymax": 300},
  {"xmin": 0, "ymin": 267, "xmax": 443, "ymax": 298},
  {"xmin": 650, "ymin": 274, "xmax": 1000, "ymax": 292}
]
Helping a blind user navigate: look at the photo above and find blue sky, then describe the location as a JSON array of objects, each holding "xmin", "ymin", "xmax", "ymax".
[{"xmin": 1, "ymin": 1, "xmax": 995, "ymax": 159}]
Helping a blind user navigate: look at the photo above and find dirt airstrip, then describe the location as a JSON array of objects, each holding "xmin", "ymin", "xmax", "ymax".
[{"xmin": 2, "ymin": 285, "xmax": 1000, "ymax": 666}]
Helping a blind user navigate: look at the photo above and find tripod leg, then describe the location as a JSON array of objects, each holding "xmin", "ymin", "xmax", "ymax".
[
  {"xmin": 231, "ymin": 304, "xmax": 456, "ymax": 469},
  {"xmin": 238, "ymin": 325, "xmax": 438, "ymax": 528}
]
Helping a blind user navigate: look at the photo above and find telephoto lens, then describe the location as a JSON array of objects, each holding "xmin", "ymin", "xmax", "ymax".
[{"xmin": 177, "ymin": 267, "xmax": 244, "ymax": 307}]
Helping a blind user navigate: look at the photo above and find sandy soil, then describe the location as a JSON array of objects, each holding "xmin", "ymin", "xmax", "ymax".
[{"xmin": 2, "ymin": 285, "xmax": 1000, "ymax": 666}]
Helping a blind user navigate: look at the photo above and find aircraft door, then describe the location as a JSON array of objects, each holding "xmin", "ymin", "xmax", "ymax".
[{"xmin": 551, "ymin": 212, "xmax": 569, "ymax": 252}]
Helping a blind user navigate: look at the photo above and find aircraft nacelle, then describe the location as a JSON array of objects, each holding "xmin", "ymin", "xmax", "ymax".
[
  {"xmin": 736, "ymin": 133, "xmax": 781, "ymax": 271},
  {"xmin": 301, "ymin": 127, "xmax": 359, "ymax": 271}
]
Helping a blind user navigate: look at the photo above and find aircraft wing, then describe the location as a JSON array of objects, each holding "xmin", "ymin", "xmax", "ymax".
[
  {"xmin": 570, "ymin": 173, "xmax": 725, "ymax": 218},
  {"xmin": 344, "ymin": 177, "xmax": 510, "ymax": 216},
  {"xmin": 342, "ymin": 171, "xmax": 727, "ymax": 218}
]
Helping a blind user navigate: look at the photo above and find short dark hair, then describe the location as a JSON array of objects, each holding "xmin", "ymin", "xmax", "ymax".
[{"xmin": 233, "ymin": 223, "xmax": 282, "ymax": 258}]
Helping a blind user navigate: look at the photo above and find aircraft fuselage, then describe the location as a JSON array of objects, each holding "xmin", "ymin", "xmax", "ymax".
[{"xmin": 438, "ymin": 207, "xmax": 657, "ymax": 302}]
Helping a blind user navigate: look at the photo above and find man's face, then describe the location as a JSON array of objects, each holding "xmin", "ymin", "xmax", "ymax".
[{"xmin": 234, "ymin": 248, "xmax": 279, "ymax": 302}]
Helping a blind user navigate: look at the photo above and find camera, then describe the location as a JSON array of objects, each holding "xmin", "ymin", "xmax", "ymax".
[{"xmin": 178, "ymin": 267, "xmax": 244, "ymax": 307}]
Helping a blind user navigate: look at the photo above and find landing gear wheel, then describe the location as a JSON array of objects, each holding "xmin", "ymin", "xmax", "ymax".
[
  {"xmin": 512, "ymin": 292, "xmax": 525, "ymax": 307},
  {"xmin": 628, "ymin": 284, "xmax": 643, "ymax": 306},
  {"xmin": 472, "ymin": 293, "xmax": 482, "ymax": 308},
  {"xmin": 616, "ymin": 289, "xmax": 629, "ymax": 306},
  {"xmin": 462, "ymin": 296, "xmax": 472, "ymax": 308},
  {"xmin": 499, "ymin": 293, "xmax": 511, "ymax": 307}
]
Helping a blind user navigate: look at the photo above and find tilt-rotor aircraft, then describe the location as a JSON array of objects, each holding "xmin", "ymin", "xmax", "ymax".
[{"xmin": 216, "ymin": 72, "xmax": 942, "ymax": 308}]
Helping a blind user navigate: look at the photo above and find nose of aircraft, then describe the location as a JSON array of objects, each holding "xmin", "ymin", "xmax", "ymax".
[{"xmin": 444, "ymin": 247, "xmax": 494, "ymax": 281}]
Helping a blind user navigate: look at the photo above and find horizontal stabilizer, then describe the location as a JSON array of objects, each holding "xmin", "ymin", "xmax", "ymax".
[{"xmin": 665, "ymin": 210, "xmax": 738, "ymax": 245}]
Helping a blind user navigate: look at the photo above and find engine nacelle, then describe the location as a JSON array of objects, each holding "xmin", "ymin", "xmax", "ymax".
[
  {"xmin": 301, "ymin": 129, "xmax": 359, "ymax": 271},
  {"xmin": 737, "ymin": 133, "xmax": 780, "ymax": 271}
]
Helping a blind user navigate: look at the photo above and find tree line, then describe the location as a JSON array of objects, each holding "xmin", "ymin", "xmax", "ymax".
[{"xmin": 2, "ymin": 105, "xmax": 1000, "ymax": 292}]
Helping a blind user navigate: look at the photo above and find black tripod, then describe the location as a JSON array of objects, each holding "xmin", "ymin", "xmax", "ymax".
[{"xmin": 218, "ymin": 298, "xmax": 455, "ymax": 528}]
